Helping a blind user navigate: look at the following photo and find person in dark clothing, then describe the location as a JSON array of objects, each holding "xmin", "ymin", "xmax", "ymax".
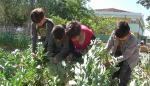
[
  {"xmin": 66, "ymin": 21, "xmax": 95, "ymax": 64},
  {"xmin": 30, "ymin": 8, "xmax": 54, "ymax": 56},
  {"xmin": 47, "ymin": 25, "xmax": 69, "ymax": 63},
  {"xmin": 105, "ymin": 21, "xmax": 139, "ymax": 86},
  {"xmin": 46, "ymin": 25, "xmax": 70, "ymax": 86}
]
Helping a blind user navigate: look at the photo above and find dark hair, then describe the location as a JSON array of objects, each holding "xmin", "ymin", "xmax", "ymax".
[
  {"xmin": 30, "ymin": 8, "xmax": 44, "ymax": 23},
  {"xmin": 66, "ymin": 21, "xmax": 81, "ymax": 38},
  {"xmin": 115, "ymin": 21, "xmax": 130, "ymax": 38},
  {"xmin": 52, "ymin": 25, "xmax": 65, "ymax": 40}
]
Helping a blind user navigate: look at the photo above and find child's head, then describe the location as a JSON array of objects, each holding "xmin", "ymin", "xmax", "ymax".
[
  {"xmin": 115, "ymin": 21, "xmax": 130, "ymax": 41},
  {"xmin": 31, "ymin": 8, "xmax": 45, "ymax": 26},
  {"xmin": 52, "ymin": 25, "xmax": 65, "ymax": 42},
  {"xmin": 66, "ymin": 21, "xmax": 81, "ymax": 42}
]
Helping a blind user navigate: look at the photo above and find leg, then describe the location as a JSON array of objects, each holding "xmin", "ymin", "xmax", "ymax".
[
  {"xmin": 112, "ymin": 62, "xmax": 123, "ymax": 79},
  {"xmin": 119, "ymin": 61, "xmax": 131, "ymax": 86},
  {"xmin": 112, "ymin": 70, "xmax": 120, "ymax": 79}
]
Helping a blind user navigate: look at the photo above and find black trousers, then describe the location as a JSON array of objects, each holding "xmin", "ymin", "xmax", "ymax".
[{"xmin": 112, "ymin": 61, "xmax": 131, "ymax": 86}]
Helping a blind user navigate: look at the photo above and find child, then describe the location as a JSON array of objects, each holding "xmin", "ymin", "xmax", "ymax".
[
  {"xmin": 105, "ymin": 21, "xmax": 139, "ymax": 86},
  {"xmin": 47, "ymin": 25, "xmax": 70, "ymax": 86},
  {"xmin": 66, "ymin": 21, "xmax": 95, "ymax": 63},
  {"xmin": 47, "ymin": 25, "xmax": 69, "ymax": 63},
  {"xmin": 139, "ymin": 41, "xmax": 149, "ymax": 53},
  {"xmin": 30, "ymin": 8, "xmax": 54, "ymax": 56}
]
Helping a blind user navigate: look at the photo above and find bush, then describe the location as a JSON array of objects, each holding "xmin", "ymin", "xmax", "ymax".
[
  {"xmin": 50, "ymin": 16, "xmax": 116, "ymax": 36},
  {"xmin": 79, "ymin": 17, "xmax": 116, "ymax": 35},
  {"xmin": 50, "ymin": 16, "xmax": 68, "ymax": 25},
  {"xmin": 0, "ymin": 32, "xmax": 15, "ymax": 48},
  {"xmin": 0, "ymin": 32, "xmax": 30, "ymax": 49}
]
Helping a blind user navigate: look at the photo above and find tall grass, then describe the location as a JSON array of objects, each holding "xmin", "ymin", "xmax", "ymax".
[{"xmin": 0, "ymin": 32, "xmax": 30, "ymax": 49}]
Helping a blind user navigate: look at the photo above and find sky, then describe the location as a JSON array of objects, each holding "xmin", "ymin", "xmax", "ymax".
[{"xmin": 88, "ymin": 0, "xmax": 150, "ymax": 25}]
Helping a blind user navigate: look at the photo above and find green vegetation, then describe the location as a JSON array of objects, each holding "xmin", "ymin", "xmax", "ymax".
[
  {"xmin": 51, "ymin": 16, "xmax": 116, "ymax": 34},
  {"xmin": 0, "ymin": 0, "xmax": 149, "ymax": 85},
  {"xmin": 0, "ymin": 41, "xmax": 149, "ymax": 86},
  {"xmin": 0, "ymin": 0, "xmax": 92, "ymax": 26},
  {"xmin": 0, "ymin": 15, "xmax": 116, "ymax": 50},
  {"xmin": 0, "ymin": 32, "xmax": 30, "ymax": 49}
]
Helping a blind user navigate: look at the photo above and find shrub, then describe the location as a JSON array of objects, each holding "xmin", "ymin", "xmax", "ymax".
[
  {"xmin": 0, "ymin": 32, "xmax": 30, "ymax": 49},
  {"xmin": 50, "ymin": 15, "xmax": 68, "ymax": 25}
]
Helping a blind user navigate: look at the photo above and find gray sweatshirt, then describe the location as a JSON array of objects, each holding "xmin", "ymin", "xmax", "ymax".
[{"xmin": 105, "ymin": 31, "xmax": 139, "ymax": 69}]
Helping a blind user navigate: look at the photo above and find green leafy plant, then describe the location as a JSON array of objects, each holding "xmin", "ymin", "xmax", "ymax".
[
  {"xmin": 0, "ymin": 40, "xmax": 149, "ymax": 86},
  {"xmin": 0, "ymin": 32, "xmax": 30, "ymax": 49}
]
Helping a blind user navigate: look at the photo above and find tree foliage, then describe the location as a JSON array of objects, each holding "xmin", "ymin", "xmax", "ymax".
[
  {"xmin": 35, "ymin": 0, "xmax": 93, "ymax": 20},
  {"xmin": 137, "ymin": 0, "xmax": 150, "ymax": 9},
  {"xmin": 80, "ymin": 17, "xmax": 116, "ymax": 35},
  {"xmin": 0, "ymin": 0, "xmax": 30, "ymax": 26},
  {"xmin": 137, "ymin": 0, "xmax": 150, "ymax": 21},
  {"xmin": 0, "ymin": 0, "xmax": 93, "ymax": 26}
]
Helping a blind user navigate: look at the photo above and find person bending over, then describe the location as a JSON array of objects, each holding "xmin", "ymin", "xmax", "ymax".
[
  {"xmin": 105, "ymin": 21, "xmax": 139, "ymax": 86},
  {"xmin": 30, "ymin": 8, "xmax": 54, "ymax": 56},
  {"xmin": 66, "ymin": 21, "xmax": 95, "ymax": 64}
]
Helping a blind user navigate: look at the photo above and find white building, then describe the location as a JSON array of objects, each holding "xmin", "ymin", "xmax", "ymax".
[{"xmin": 95, "ymin": 8, "xmax": 145, "ymax": 38}]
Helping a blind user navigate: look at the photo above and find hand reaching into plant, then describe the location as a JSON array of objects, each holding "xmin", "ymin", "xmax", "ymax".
[
  {"xmin": 104, "ymin": 58, "xmax": 116, "ymax": 68},
  {"xmin": 31, "ymin": 53, "xmax": 37, "ymax": 59},
  {"xmin": 104, "ymin": 60, "xmax": 112, "ymax": 67},
  {"xmin": 66, "ymin": 54, "xmax": 73, "ymax": 63}
]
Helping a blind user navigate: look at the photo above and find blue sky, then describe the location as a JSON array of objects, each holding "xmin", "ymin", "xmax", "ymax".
[{"xmin": 88, "ymin": 0, "xmax": 150, "ymax": 25}]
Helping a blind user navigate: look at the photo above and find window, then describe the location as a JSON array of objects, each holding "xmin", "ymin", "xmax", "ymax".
[{"xmin": 131, "ymin": 18, "xmax": 136, "ymax": 24}]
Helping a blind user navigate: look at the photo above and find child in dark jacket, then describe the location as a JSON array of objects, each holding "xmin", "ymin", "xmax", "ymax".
[
  {"xmin": 30, "ymin": 8, "xmax": 54, "ymax": 56},
  {"xmin": 47, "ymin": 25, "xmax": 69, "ymax": 63},
  {"xmin": 46, "ymin": 25, "xmax": 71, "ymax": 86}
]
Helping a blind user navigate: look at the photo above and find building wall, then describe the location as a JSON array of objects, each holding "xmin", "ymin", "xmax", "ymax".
[
  {"xmin": 112, "ymin": 17, "xmax": 143, "ymax": 36},
  {"xmin": 95, "ymin": 11, "xmax": 144, "ymax": 33},
  {"xmin": 95, "ymin": 11, "xmax": 144, "ymax": 41}
]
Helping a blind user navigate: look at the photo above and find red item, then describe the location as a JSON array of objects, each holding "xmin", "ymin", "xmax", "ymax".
[{"xmin": 72, "ymin": 25, "xmax": 94, "ymax": 51}]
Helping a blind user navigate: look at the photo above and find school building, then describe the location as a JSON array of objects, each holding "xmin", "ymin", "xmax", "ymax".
[{"xmin": 95, "ymin": 8, "xmax": 145, "ymax": 42}]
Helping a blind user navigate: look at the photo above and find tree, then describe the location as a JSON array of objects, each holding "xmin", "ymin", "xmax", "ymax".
[
  {"xmin": 0, "ymin": 0, "xmax": 30, "ymax": 26},
  {"xmin": 80, "ymin": 16, "xmax": 116, "ymax": 35},
  {"xmin": 146, "ymin": 21, "xmax": 150, "ymax": 30},
  {"xmin": 137, "ymin": 0, "xmax": 150, "ymax": 9},
  {"xmin": 137, "ymin": 0, "xmax": 150, "ymax": 21},
  {"xmin": 0, "ymin": 0, "xmax": 93, "ymax": 26},
  {"xmin": 35, "ymin": 0, "xmax": 93, "ymax": 20}
]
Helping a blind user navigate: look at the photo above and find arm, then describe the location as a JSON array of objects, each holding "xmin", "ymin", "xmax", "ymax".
[
  {"xmin": 46, "ymin": 21, "xmax": 54, "ymax": 56},
  {"xmin": 105, "ymin": 31, "xmax": 114, "ymax": 52},
  {"xmin": 31, "ymin": 23, "xmax": 38, "ymax": 54},
  {"xmin": 46, "ymin": 34, "xmax": 55, "ymax": 57},
  {"xmin": 114, "ymin": 38, "xmax": 138, "ymax": 63}
]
